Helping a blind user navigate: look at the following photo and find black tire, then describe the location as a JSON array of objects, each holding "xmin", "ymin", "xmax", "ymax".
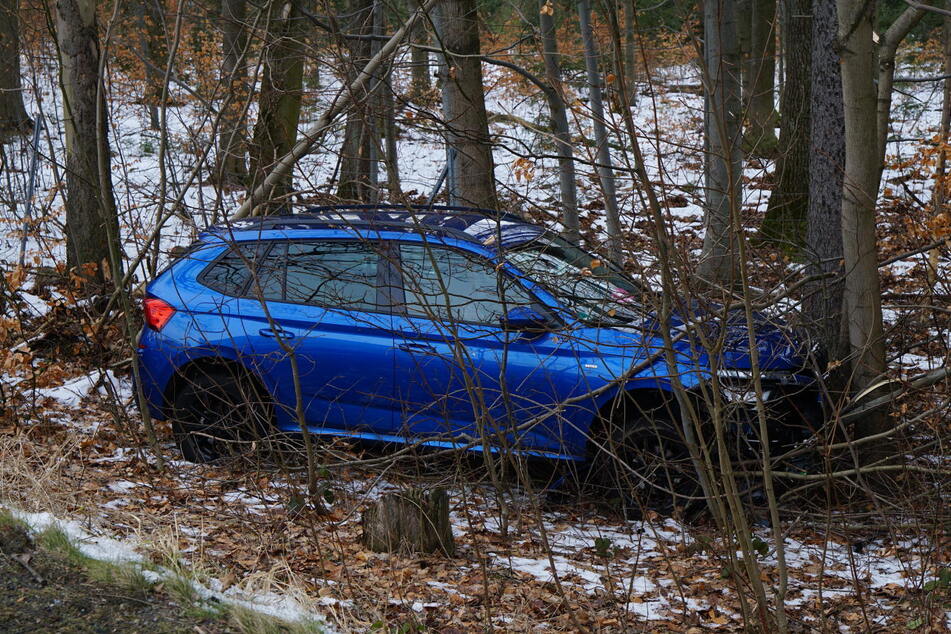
[
  {"xmin": 586, "ymin": 400, "xmax": 704, "ymax": 518},
  {"xmin": 169, "ymin": 368, "xmax": 272, "ymax": 463}
]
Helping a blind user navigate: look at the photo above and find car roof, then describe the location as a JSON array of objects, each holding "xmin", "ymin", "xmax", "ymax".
[{"xmin": 201, "ymin": 204, "xmax": 547, "ymax": 248}]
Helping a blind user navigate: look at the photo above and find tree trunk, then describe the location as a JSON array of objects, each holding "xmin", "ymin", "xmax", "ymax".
[
  {"xmin": 928, "ymin": 4, "xmax": 951, "ymax": 291},
  {"xmin": 218, "ymin": 0, "xmax": 249, "ymax": 185},
  {"xmin": 56, "ymin": 0, "xmax": 119, "ymax": 285},
  {"xmin": 874, "ymin": 6, "xmax": 925, "ymax": 184},
  {"xmin": 134, "ymin": 0, "xmax": 165, "ymax": 131},
  {"xmin": 434, "ymin": 0, "xmax": 498, "ymax": 209},
  {"xmin": 540, "ymin": 0, "xmax": 579, "ymax": 242},
  {"xmin": 760, "ymin": 0, "xmax": 812, "ymax": 249},
  {"xmin": 361, "ymin": 488, "xmax": 455, "ymax": 556},
  {"xmin": 804, "ymin": 0, "xmax": 846, "ymax": 367},
  {"xmin": 0, "ymin": 0, "xmax": 32, "ymax": 138},
  {"xmin": 737, "ymin": 0, "xmax": 752, "ymax": 106},
  {"xmin": 699, "ymin": 0, "xmax": 742, "ymax": 286},
  {"xmin": 835, "ymin": 0, "xmax": 887, "ymax": 437},
  {"xmin": 409, "ymin": 0, "xmax": 430, "ymax": 98},
  {"xmin": 745, "ymin": 0, "xmax": 778, "ymax": 156},
  {"xmin": 249, "ymin": 0, "xmax": 306, "ymax": 212},
  {"xmin": 337, "ymin": 0, "xmax": 375, "ymax": 201},
  {"xmin": 623, "ymin": 0, "xmax": 637, "ymax": 105},
  {"xmin": 578, "ymin": 0, "xmax": 622, "ymax": 263}
]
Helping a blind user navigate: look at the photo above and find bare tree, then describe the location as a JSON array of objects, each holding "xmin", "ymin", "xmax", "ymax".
[
  {"xmin": 409, "ymin": 0, "xmax": 430, "ymax": 98},
  {"xmin": 337, "ymin": 0, "xmax": 376, "ymax": 201},
  {"xmin": 539, "ymin": 0, "xmax": 579, "ymax": 241},
  {"xmin": 578, "ymin": 0, "xmax": 621, "ymax": 263},
  {"xmin": 218, "ymin": 0, "xmax": 249, "ymax": 185},
  {"xmin": 744, "ymin": 0, "xmax": 778, "ymax": 155},
  {"xmin": 835, "ymin": 0, "xmax": 886, "ymax": 439},
  {"xmin": 250, "ymin": 0, "xmax": 307, "ymax": 211},
  {"xmin": 760, "ymin": 0, "xmax": 812, "ymax": 249},
  {"xmin": 434, "ymin": 0, "xmax": 498, "ymax": 209},
  {"xmin": 55, "ymin": 0, "xmax": 119, "ymax": 283},
  {"xmin": 699, "ymin": 0, "xmax": 742, "ymax": 286},
  {"xmin": 804, "ymin": 0, "xmax": 846, "ymax": 368},
  {"xmin": 0, "ymin": 0, "xmax": 32, "ymax": 138}
]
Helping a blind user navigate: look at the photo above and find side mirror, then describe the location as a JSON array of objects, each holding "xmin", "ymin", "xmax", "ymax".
[{"xmin": 500, "ymin": 306, "xmax": 551, "ymax": 332}]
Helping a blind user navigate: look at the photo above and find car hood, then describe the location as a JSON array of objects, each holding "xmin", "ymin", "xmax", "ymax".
[{"xmin": 568, "ymin": 302, "xmax": 807, "ymax": 378}]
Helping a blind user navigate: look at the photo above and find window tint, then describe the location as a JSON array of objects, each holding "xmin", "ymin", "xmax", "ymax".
[
  {"xmin": 201, "ymin": 243, "xmax": 277, "ymax": 297},
  {"xmin": 244, "ymin": 242, "xmax": 285, "ymax": 301},
  {"xmin": 284, "ymin": 242, "xmax": 379, "ymax": 310},
  {"xmin": 398, "ymin": 244, "xmax": 536, "ymax": 324}
]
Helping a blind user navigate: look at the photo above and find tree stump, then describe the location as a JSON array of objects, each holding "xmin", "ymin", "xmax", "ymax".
[{"xmin": 361, "ymin": 488, "xmax": 455, "ymax": 556}]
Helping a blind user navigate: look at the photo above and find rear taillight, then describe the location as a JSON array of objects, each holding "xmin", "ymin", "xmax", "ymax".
[{"xmin": 143, "ymin": 298, "xmax": 176, "ymax": 331}]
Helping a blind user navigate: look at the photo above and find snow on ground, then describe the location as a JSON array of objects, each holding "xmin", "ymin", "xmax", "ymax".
[{"xmin": 3, "ymin": 504, "xmax": 337, "ymax": 630}]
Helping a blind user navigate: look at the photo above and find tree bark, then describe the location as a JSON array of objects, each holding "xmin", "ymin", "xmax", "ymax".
[
  {"xmin": 760, "ymin": 0, "xmax": 812, "ymax": 249},
  {"xmin": 699, "ymin": 0, "xmax": 742, "ymax": 286},
  {"xmin": 218, "ymin": 0, "xmax": 249, "ymax": 185},
  {"xmin": 623, "ymin": 0, "xmax": 637, "ymax": 105},
  {"xmin": 745, "ymin": 0, "xmax": 778, "ymax": 156},
  {"xmin": 361, "ymin": 488, "xmax": 455, "ymax": 555},
  {"xmin": 0, "ymin": 0, "xmax": 32, "ymax": 138},
  {"xmin": 55, "ymin": 0, "xmax": 119, "ymax": 284},
  {"xmin": 874, "ymin": 6, "xmax": 925, "ymax": 183},
  {"xmin": 434, "ymin": 0, "xmax": 498, "ymax": 209},
  {"xmin": 134, "ymin": 0, "xmax": 165, "ymax": 131},
  {"xmin": 540, "ymin": 0, "xmax": 580, "ymax": 242},
  {"xmin": 804, "ymin": 0, "xmax": 847, "ymax": 367},
  {"xmin": 249, "ymin": 0, "xmax": 306, "ymax": 212},
  {"xmin": 835, "ymin": 0, "xmax": 887, "ymax": 435},
  {"xmin": 337, "ymin": 0, "xmax": 375, "ymax": 201},
  {"xmin": 928, "ymin": 4, "xmax": 951, "ymax": 291},
  {"xmin": 578, "ymin": 0, "xmax": 622, "ymax": 263},
  {"xmin": 409, "ymin": 0, "xmax": 430, "ymax": 98}
]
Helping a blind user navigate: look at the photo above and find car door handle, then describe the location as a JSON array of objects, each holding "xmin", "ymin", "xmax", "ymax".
[
  {"xmin": 259, "ymin": 327, "xmax": 294, "ymax": 339},
  {"xmin": 398, "ymin": 342, "xmax": 436, "ymax": 354}
]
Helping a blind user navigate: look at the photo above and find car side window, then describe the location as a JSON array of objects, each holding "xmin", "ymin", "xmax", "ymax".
[
  {"xmin": 201, "ymin": 242, "xmax": 278, "ymax": 297},
  {"xmin": 284, "ymin": 241, "xmax": 380, "ymax": 310},
  {"xmin": 398, "ymin": 244, "xmax": 536, "ymax": 324}
]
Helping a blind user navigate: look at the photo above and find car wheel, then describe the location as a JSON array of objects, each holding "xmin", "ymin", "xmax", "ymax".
[
  {"xmin": 587, "ymin": 405, "xmax": 704, "ymax": 518},
  {"xmin": 170, "ymin": 369, "xmax": 271, "ymax": 463}
]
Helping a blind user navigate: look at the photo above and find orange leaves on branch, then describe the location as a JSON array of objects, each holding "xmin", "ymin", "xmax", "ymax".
[
  {"xmin": 539, "ymin": 1, "xmax": 554, "ymax": 15},
  {"xmin": 513, "ymin": 157, "xmax": 535, "ymax": 183}
]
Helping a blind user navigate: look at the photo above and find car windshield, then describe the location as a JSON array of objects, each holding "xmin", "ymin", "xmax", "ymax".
[{"xmin": 506, "ymin": 236, "xmax": 647, "ymax": 325}]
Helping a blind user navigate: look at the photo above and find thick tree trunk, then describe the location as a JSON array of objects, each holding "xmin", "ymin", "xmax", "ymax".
[
  {"xmin": 835, "ymin": 0, "xmax": 887, "ymax": 437},
  {"xmin": 0, "ymin": 0, "xmax": 32, "ymax": 138},
  {"xmin": 540, "ymin": 0, "xmax": 579, "ymax": 242},
  {"xmin": 760, "ymin": 0, "xmax": 812, "ymax": 249},
  {"xmin": 434, "ymin": 0, "xmax": 497, "ymax": 209},
  {"xmin": 218, "ymin": 0, "xmax": 249, "ymax": 185},
  {"xmin": 804, "ymin": 0, "xmax": 847, "ymax": 366},
  {"xmin": 249, "ymin": 0, "xmax": 306, "ymax": 212},
  {"xmin": 737, "ymin": 0, "xmax": 752, "ymax": 106},
  {"xmin": 56, "ymin": 0, "xmax": 119, "ymax": 284},
  {"xmin": 745, "ymin": 0, "xmax": 778, "ymax": 156},
  {"xmin": 699, "ymin": 0, "xmax": 742, "ymax": 286},
  {"xmin": 337, "ymin": 0, "xmax": 375, "ymax": 201},
  {"xmin": 361, "ymin": 488, "xmax": 455, "ymax": 555},
  {"xmin": 578, "ymin": 0, "xmax": 622, "ymax": 263}
]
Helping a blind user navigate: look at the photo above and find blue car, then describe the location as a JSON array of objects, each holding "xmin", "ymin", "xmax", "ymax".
[{"xmin": 137, "ymin": 205, "xmax": 819, "ymax": 503}]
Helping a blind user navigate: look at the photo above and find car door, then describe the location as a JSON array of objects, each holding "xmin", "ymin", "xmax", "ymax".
[
  {"xmin": 232, "ymin": 238, "xmax": 395, "ymax": 434},
  {"xmin": 389, "ymin": 241, "xmax": 584, "ymax": 454}
]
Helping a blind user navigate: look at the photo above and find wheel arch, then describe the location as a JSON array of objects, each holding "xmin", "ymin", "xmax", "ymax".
[{"xmin": 162, "ymin": 355, "xmax": 271, "ymax": 419}]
